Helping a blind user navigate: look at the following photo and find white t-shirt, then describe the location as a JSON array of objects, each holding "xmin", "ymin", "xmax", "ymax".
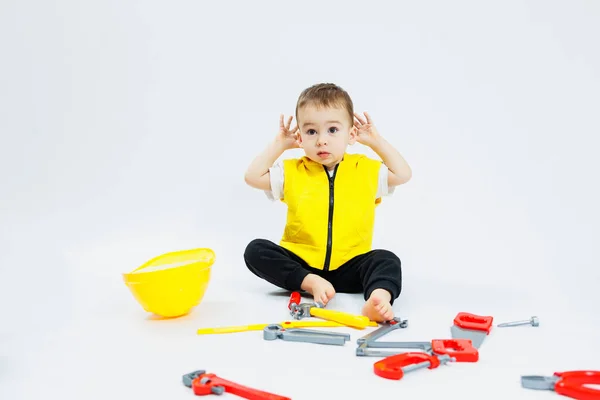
[{"xmin": 264, "ymin": 160, "xmax": 395, "ymax": 201}]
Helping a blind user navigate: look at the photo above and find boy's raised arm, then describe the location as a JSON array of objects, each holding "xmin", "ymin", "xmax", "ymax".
[
  {"xmin": 244, "ymin": 115, "xmax": 300, "ymax": 191},
  {"xmin": 244, "ymin": 139, "xmax": 287, "ymax": 191},
  {"xmin": 369, "ymin": 136, "xmax": 412, "ymax": 187},
  {"xmin": 354, "ymin": 112, "xmax": 412, "ymax": 188}
]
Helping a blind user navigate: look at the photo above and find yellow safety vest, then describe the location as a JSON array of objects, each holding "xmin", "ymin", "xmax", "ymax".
[{"xmin": 279, "ymin": 153, "xmax": 382, "ymax": 271}]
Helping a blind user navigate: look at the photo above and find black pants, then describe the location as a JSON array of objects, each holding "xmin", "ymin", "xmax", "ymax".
[{"xmin": 243, "ymin": 238, "xmax": 402, "ymax": 304}]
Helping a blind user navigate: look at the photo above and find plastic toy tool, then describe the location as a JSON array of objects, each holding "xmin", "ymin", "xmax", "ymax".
[
  {"xmin": 369, "ymin": 338, "xmax": 478, "ymax": 380},
  {"xmin": 182, "ymin": 370, "xmax": 291, "ymax": 399},
  {"xmin": 374, "ymin": 352, "xmax": 455, "ymax": 380},
  {"xmin": 196, "ymin": 319, "xmax": 375, "ymax": 335},
  {"xmin": 450, "ymin": 312, "xmax": 493, "ymax": 349},
  {"xmin": 356, "ymin": 317, "xmax": 410, "ymax": 356},
  {"xmin": 521, "ymin": 370, "xmax": 600, "ymax": 399},
  {"xmin": 288, "ymin": 291, "xmax": 372, "ymax": 329},
  {"xmin": 263, "ymin": 323, "xmax": 350, "ymax": 346}
]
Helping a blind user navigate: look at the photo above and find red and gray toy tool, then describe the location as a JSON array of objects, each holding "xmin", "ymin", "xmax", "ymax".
[
  {"xmin": 182, "ymin": 370, "xmax": 292, "ymax": 399},
  {"xmin": 355, "ymin": 316, "xmax": 409, "ymax": 356},
  {"xmin": 521, "ymin": 370, "xmax": 600, "ymax": 399},
  {"xmin": 382, "ymin": 338, "xmax": 478, "ymax": 361},
  {"xmin": 373, "ymin": 352, "xmax": 455, "ymax": 380},
  {"xmin": 288, "ymin": 291, "xmax": 323, "ymax": 319},
  {"xmin": 450, "ymin": 312, "xmax": 493, "ymax": 349},
  {"xmin": 371, "ymin": 338, "xmax": 479, "ymax": 380}
]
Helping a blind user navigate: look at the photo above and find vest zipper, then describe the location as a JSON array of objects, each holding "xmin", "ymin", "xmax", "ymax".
[{"xmin": 323, "ymin": 164, "xmax": 339, "ymax": 271}]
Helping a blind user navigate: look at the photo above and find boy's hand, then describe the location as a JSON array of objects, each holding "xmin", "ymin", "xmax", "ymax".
[
  {"xmin": 276, "ymin": 114, "xmax": 301, "ymax": 150},
  {"xmin": 354, "ymin": 111, "xmax": 381, "ymax": 147},
  {"xmin": 355, "ymin": 111, "xmax": 413, "ymax": 187}
]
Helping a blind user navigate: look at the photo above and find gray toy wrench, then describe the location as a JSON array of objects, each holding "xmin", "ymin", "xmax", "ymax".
[{"xmin": 263, "ymin": 324, "xmax": 350, "ymax": 346}]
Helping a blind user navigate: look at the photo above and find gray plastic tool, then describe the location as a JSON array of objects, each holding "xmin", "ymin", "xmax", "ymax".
[
  {"xmin": 263, "ymin": 324, "xmax": 350, "ymax": 346},
  {"xmin": 497, "ymin": 316, "xmax": 539, "ymax": 328},
  {"xmin": 356, "ymin": 317, "xmax": 409, "ymax": 356}
]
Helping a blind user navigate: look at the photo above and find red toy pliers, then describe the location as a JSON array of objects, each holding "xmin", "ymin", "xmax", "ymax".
[{"xmin": 521, "ymin": 370, "xmax": 600, "ymax": 399}]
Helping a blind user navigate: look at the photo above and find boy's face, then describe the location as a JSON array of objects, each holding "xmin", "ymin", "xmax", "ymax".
[{"xmin": 296, "ymin": 104, "xmax": 357, "ymax": 170}]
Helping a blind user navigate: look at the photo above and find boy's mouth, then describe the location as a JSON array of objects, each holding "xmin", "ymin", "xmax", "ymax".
[{"xmin": 317, "ymin": 151, "xmax": 330, "ymax": 157}]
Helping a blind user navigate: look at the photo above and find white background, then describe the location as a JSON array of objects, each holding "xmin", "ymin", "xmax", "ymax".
[{"xmin": 1, "ymin": 1, "xmax": 599, "ymax": 399}]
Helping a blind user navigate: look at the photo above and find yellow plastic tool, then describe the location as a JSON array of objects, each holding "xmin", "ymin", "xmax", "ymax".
[
  {"xmin": 287, "ymin": 291, "xmax": 373, "ymax": 329},
  {"xmin": 197, "ymin": 319, "xmax": 378, "ymax": 335},
  {"xmin": 123, "ymin": 248, "xmax": 216, "ymax": 318},
  {"xmin": 309, "ymin": 307, "xmax": 372, "ymax": 329}
]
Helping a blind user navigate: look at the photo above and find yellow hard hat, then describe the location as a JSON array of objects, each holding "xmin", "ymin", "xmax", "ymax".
[{"xmin": 123, "ymin": 247, "xmax": 216, "ymax": 318}]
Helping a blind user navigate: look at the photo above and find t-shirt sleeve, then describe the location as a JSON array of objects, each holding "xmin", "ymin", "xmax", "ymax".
[
  {"xmin": 376, "ymin": 163, "xmax": 396, "ymax": 199},
  {"xmin": 264, "ymin": 160, "xmax": 284, "ymax": 201}
]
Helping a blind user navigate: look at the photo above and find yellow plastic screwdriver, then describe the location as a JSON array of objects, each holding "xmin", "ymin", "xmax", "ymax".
[{"xmin": 197, "ymin": 319, "xmax": 378, "ymax": 335}]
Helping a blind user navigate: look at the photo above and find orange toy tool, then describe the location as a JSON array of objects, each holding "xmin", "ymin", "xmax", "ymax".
[
  {"xmin": 287, "ymin": 291, "xmax": 372, "ymax": 329},
  {"xmin": 521, "ymin": 370, "xmax": 600, "ymax": 399},
  {"xmin": 183, "ymin": 370, "xmax": 291, "ymax": 400},
  {"xmin": 450, "ymin": 312, "xmax": 493, "ymax": 349},
  {"xmin": 374, "ymin": 352, "xmax": 455, "ymax": 380},
  {"xmin": 370, "ymin": 338, "xmax": 478, "ymax": 380}
]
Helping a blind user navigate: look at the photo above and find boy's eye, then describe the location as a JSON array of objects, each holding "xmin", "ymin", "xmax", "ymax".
[
  {"xmin": 307, "ymin": 129, "xmax": 316, "ymax": 135},
  {"xmin": 328, "ymin": 127, "xmax": 338, "ymax": 134}
]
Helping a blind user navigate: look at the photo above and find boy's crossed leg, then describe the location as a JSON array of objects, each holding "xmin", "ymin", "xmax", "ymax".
[
  {"xmin": 327, "ymin": 249, "xmax": 402, "ymax": 322},
  {"xmin": 243, "ymin": 239, "xmax": 402, "ymax": 322},
  {"xmin": 243, "ymin": 238, "xmax": 336, "ymax": 305}
]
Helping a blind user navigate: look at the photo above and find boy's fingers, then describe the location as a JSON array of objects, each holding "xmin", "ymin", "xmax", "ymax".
[{"xmin": 354, "ymin": 113, "xmax": 366, "ymax": 124}]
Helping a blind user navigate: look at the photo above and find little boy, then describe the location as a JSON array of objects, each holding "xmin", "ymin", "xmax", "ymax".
[{"xmin": 243, "ymin": 83, "xmax": 412, "ymax": 322}]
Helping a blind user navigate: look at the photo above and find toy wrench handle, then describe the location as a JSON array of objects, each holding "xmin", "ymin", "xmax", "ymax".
[
  {"xmin": 554, "ymin": 371, "xmax": 600, "ymax": 400},
  {"xmin": 193, "ymin": 374, "xmax": 292, "ymax": 400},
  {"xmin": 310, "ymin": 307, "xmax": 370, "ymax": 329}
]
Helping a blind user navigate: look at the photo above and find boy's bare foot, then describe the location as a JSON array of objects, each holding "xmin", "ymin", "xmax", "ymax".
[
  {"xmin": 362, "ymin": 288, "xmax": 394, "ymax": 322},
  {"xmin": 300, "ymin": 274, "xmax": 336, "ymax": 306}
]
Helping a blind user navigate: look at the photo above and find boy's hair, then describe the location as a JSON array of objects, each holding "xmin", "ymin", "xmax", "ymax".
[{"xmin": 295, "ymin": 83, "xmax": 354, "ymax": 126}]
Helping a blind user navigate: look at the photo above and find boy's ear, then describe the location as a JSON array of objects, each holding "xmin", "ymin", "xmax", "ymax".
[
  {"xmin": 296, "ymin": 131, "xmax": 303, "ymax": 147},
  {"xmin": 348, "ymin": 125, "xmax": 358, "ymax": 145}
]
